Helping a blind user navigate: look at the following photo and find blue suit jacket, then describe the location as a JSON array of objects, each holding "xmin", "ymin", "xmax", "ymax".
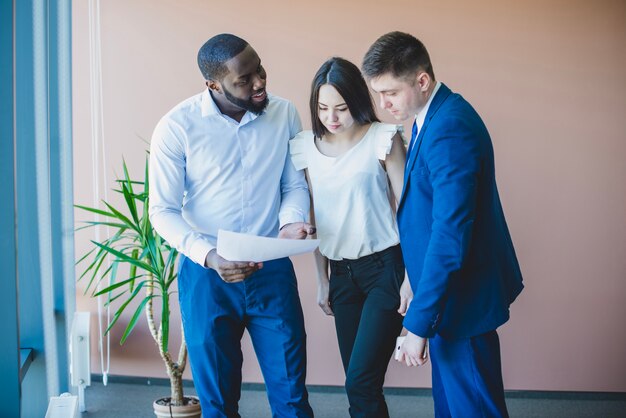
[{"xmin": 398, "ymin": 83, "xmax": 523, "ymax": 340}]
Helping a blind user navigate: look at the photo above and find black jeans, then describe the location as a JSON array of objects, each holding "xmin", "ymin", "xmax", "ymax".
[{"xmin": 329, "ymin": 244, "xmax": 405, "ymax": 418}]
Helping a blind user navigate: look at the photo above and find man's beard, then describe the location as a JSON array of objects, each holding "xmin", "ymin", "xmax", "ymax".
[{"xmin": 223, "ymin": 86, "xmax": 268, "ymax": 115}]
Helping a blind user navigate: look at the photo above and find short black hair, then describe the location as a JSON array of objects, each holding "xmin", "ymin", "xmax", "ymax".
[
  {"xmin": 310, "ymin": 57, "xmax": 379, "ymax": 139},
  {"xmin": 197, "ymin": 34, "xmax": 249, "ymax": 81},
  {"xmin": 362, "ymin": 31, "xmax": 435, "ymax": 81}
]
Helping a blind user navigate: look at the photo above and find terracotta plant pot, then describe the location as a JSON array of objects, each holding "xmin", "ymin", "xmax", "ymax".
[{"xmin": 153, "ymin": 396, "xmax": 201, "ymax": 418}]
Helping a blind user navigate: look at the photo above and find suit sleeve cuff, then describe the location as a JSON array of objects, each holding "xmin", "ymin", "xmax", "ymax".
[{"xmin": 402, "ymin": 308, "xmax": 439, "ymax": 339}]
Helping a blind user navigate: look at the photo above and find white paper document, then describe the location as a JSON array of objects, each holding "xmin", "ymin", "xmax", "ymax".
[{"xmin": 217, "ymin": 229, "xmax": 320, "ymax": 262}]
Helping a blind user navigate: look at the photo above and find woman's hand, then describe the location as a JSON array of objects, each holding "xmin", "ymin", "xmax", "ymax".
[
  {"xmin": 317, "ymin": 277, "xmax": 333, "ymax": 316},
  {"xmin": 398, "ymin": 275, "xmax": 413, "ymax": 316}
]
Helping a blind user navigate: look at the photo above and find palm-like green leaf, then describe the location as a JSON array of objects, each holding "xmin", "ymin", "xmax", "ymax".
[
  {"xmin": 161, "ymin": 291, "xmax": 170, "ymax": 352},
  {"xmin": 121, "ymin": 161, "xmax": 140, "ymax": 226},
  {"xmin": 92, "ymin": 241, "xmax": 158, "ymax": 276},
  {"xmin": 165, "ymin": 249, "xmax": 179, "ymax": 289},
  {"xmin": 120, "ymin": 294, "xmax": 155, "ymax": 345},
  {"xmin": 93, "ymin": 275, "xmax": 146, "ymax": 296},
  {"xmin": 114, "ymin": 179, "xmax": 144, "ymax": 186},
  {"xmin": 104, "ymin": 289, "xmax": 129, "ymax": 306},
  {"xmin": 106, "ymin": 281, "xmax": 146, "ymax": 334},
  {"xmin": 102, "ymin": 201, "xmax": 140, "ymax": 234},
  {"xmin": 74, "ymin": 204, "xmax": 116, "ymax": 218},
  {"xmin": 85, "ymin": 252, "xmax": 109, "ymax": 295},
  {"xmin": 129, "ymin": 248, "xmax": 139, "ymax": 292},
  {"xmin": 76, "ymin": 221, "xmax": 128, "ymax": 230}
]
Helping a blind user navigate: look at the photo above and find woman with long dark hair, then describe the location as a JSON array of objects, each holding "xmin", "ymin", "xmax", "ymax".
[{"xmin": 289, "ymin": 57, "xmax": 412, "ymax": 418}]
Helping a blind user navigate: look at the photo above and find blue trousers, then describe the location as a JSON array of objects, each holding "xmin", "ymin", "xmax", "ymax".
[
  {"xmin": 430, "ymin": 330, "xmax": 509, "ymax": 418},
  {"xmin": 178, "ymin": 256, "xmax": 313, "ymax": 418}
]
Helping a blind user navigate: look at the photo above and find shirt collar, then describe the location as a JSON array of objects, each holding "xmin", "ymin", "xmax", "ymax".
[
  {"xmin": 201, "ymin": 88, "xmax": 221, "ymax": 118},
  {"xmin": 200, "ymin": 88, "xmax": 262, "ymax": 125},
  {"xmin": 414, "ymin": 81, "xmax": 442, "ymax": 131}
]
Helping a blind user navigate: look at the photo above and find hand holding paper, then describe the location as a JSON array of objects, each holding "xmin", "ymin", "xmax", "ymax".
[
  {"xmin": 217, "ymin": 229, "xmax": 320, "ymax": 263},
  {"xmin": 204, "ymin": 249, "xmax": 262, "ymax": 283}
]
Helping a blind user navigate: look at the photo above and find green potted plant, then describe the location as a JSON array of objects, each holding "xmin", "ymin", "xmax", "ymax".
[{"xmin": 76, "ymin": 157, "xmax": 201, "ymax": 418}]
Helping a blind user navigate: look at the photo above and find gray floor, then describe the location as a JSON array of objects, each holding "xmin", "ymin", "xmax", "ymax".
[{"xmin": 79, "ymin": 381, "xmax": 626, "ymax": 418}]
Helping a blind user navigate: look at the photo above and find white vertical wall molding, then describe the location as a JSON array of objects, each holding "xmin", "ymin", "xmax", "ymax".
[{"xmin": 49, "ymin": 0, "xmax": 76, "ymax": 394}]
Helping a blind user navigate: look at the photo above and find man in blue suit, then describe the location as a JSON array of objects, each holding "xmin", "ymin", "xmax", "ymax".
[{"xmin": 363, "ymin": 32, "xmax": 524, "ymax": 418}]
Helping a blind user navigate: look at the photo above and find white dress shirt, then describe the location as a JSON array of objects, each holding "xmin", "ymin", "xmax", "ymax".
[
  {"xmin": 149, "ymin": 89, "xmax": 309, "ymax": 266},
  {"xmin": 412, "ymin": 81, "xmax": 442, "ymax": 146}
]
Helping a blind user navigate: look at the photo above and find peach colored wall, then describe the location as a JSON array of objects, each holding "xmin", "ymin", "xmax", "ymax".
[{"xmin": 72, "ymin": 0, "xmax": 626, "ymax": 392}]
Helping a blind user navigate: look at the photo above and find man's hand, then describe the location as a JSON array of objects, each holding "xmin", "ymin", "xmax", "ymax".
[
  {"xmin": 396, "ymin": 331, "xmax": 429, "ymax": 367},
  {"xmin": 278, "ymin": 222, "xmax": 316, "ymax": 239},
  {"xmin": 317, "ymin": 277, "xmax": 333, "ymax": 316},
  {"xmin": 398, "ymin": 275, "xmax": 413, "ymax": 316},
  {"xmin": 204, "ymin": 249, "xmax": 262, "ymax": 283}
]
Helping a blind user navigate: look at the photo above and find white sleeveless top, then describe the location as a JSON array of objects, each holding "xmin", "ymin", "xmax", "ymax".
[{"xmin": 289, "ymin": 122, "xmax": 402, "ymax": 260}]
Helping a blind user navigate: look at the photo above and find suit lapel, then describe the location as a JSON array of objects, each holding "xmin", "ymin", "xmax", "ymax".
[{"xmin": 399, "ymin": 83, "xmax": 452, "ymax": 207}]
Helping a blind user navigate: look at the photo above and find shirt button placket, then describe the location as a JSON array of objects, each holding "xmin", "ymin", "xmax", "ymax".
[{"xmin": 239, "ymin": 127, "xmax": 249, "ymax": 233}]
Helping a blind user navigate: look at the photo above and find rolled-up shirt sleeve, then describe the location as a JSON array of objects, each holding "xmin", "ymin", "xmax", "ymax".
[
  {"xmin": 278, "ymin": 104, "xmax": 309, "ymax": 228},
  {"xmin": 149, "ymin": 117, "xmax": 214, "ymax": 266}
]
